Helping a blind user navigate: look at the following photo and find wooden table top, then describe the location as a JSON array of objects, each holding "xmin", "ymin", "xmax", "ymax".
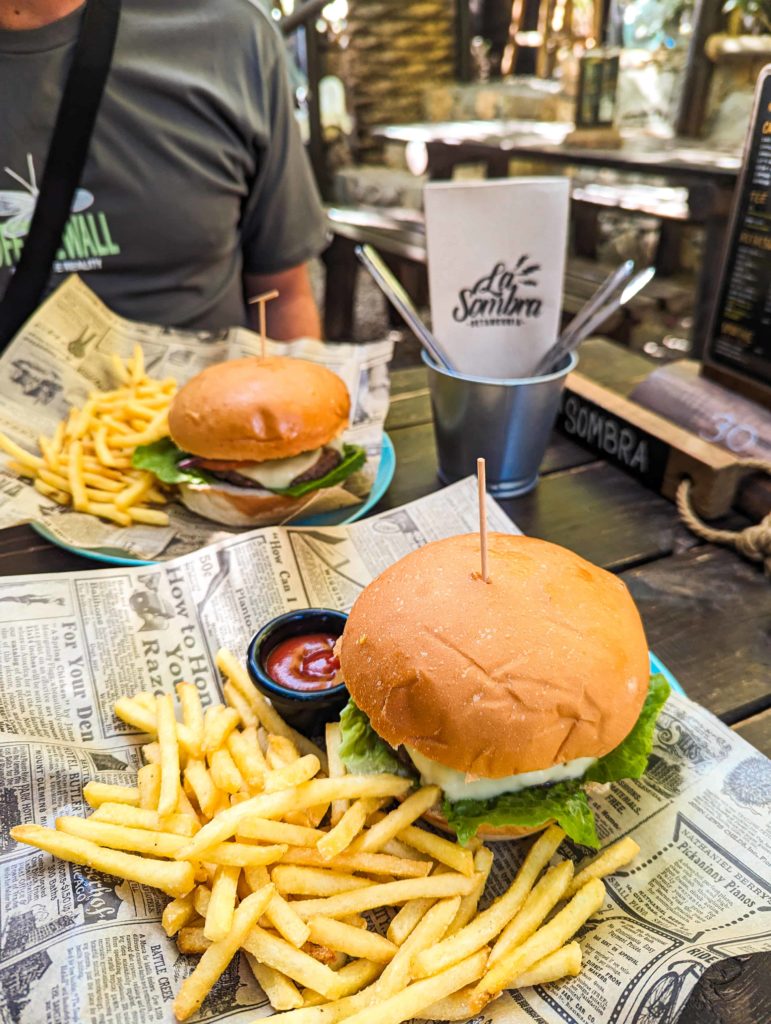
[
  {"xmin": 373, "ymin": 120, "xmax": 741, "ymax": 184},
  {"xmin": 0, "ymin": 344, "xmax": 768, "ymax": 1022}
]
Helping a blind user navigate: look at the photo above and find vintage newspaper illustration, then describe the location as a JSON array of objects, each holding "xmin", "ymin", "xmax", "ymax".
[
  {"xmin": 0, "ymin": 275, "xmax": 393, "ymax": 561},
  {"xmin": 1, "ymin": 478, "xmax": 769, "ymax": 1023}
]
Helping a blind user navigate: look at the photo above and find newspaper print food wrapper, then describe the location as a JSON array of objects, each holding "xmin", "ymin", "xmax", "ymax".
[
  {"xmin": 1, "ymin": 478, "xmax": 769, "ymax": 1024},
  {"xmin": 0, "ymin": 275, "xmax": 393, "ymax": 561}
]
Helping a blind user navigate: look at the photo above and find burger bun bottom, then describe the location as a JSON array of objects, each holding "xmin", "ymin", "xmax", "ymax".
[
  {"xmin": 421, "ymin": 806, "xmax": 552, "ymax": 842},
  {"xmin": 178, "ymin": 482, "xmax": 314, "ymax": 528}
]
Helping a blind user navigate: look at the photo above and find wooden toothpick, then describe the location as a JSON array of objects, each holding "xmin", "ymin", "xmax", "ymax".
[
  {"xmin": 248, "ymin": 289, "xmax": 280, "ymax": 359},
  {"xmin": 477, "ymin": 457, "xmax": 489, "ymax": 583}
]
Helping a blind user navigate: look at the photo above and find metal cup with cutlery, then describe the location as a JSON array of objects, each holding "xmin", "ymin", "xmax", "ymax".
[{"xmin": 424, "ymin": 350, "xmax": 577, "ymax": 497}]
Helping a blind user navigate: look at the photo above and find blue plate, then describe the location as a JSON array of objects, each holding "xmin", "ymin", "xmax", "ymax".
[
  {"xmin": 650, "ymin": 651, "xmax": 684, "ymax": 695},
  {"xmin": 30, "ymin": 434, "xmax": 396, "ymax": 568}
]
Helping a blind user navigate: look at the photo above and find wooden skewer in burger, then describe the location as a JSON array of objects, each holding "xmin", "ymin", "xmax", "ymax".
[
  {"xmin": 247, "ymin": 288, "xmax": 280, "ymax": 361},
  {"xmin": 335, "ymin": 459, "xmax": 670, "ymax": 846}
]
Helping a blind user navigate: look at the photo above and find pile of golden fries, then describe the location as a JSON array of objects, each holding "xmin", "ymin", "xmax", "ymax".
[
  {"xmin": 0, "ymin": 347, "xmax": 175, "ymax": 526},
  {"xmin": 11, "ymin": 647, "xmax": 640, "ymax": 1023}
]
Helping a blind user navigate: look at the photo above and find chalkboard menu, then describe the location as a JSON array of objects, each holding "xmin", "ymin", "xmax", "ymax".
[{"xmin": 704, "ymin": 66, "xmax": 771, "ymax": 408}]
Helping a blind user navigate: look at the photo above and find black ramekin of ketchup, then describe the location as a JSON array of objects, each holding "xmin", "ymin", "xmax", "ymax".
[{"xmin": 246, "ymin": 608, "xmax": 349, "ymax": 735}]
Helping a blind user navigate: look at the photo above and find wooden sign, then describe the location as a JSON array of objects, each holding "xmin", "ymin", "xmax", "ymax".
[
  {"xmin": 556, "ymin": 372, "xmax": 751, "ymax": 517},
  {"xmin": 703, "ymin": 65, "xmax": 771, "ymax": 409}
]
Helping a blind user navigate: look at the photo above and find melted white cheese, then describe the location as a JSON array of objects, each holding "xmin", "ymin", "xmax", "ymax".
[
  {"xmin": 405, "ymin": 746, "xmax": 596, "ymax": 802},
  {"xmin": 235, "ymin": 448, "xmax": 321, "ymax": 489}
]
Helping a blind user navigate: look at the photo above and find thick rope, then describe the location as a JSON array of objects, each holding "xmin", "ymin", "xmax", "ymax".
[{"xmin": 676, "ymin": 459, "xmax": 771, "ymax": 576}]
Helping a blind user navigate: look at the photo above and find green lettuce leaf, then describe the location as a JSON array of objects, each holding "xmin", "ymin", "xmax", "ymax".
[
  {"xmin": 336, "ymin": 678, "xmax": 670, "ymax": 848},
  {"xmin": 443, "ymin": 675, "xmax": 670, "ymax": 847},
  {"xmin": 133, "ymin": 440, "xmax": 366, "ymax": 496},
  {"xmin": 273, "ymin": 444, "xmax": 366, "ymax": 497},
  {"xmin": 132, "ymin": 438, "xmax": 212, "ymax": 485},
  {"xmin": 338, "ymin": 700, "xmax": 415, "ymax": 779},
  {"xmin": 584, "ymin": 674, "xmax": 671, "ymax": 785},
  {"xmin": 444, "ymin": 781, "xmax": 600, "ymax": 848}
]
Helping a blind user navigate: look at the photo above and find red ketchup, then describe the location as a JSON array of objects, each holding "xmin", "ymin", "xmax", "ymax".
[{"xmin": 265, "ymin": 633, "xmax": 342, "ymax": 692}]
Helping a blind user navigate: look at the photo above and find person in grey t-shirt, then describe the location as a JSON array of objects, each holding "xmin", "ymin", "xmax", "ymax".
[{"xmin": 0, "ymin": 0, "xmax": 329, "ymax": 338}]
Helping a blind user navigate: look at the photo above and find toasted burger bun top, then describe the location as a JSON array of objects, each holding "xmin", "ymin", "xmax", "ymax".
[
  {"xmin": 340, "ymin": 533, "xmax": 650, "ymax": 778},
  {"xmin": 168, "ymin": 356, "xmax": 350, "ymax": 462}
]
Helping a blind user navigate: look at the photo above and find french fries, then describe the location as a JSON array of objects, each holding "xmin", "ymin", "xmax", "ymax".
[
  {"xmin": 0, "ymin": 347, "xmax": 175, "ymax": 525},
  {"xmin": 326, "ymin": 723, "xmax": 348, "ymax": 826},
  {"xmin": 344, "ymin": 949, "xmax": 489, "ymax": 1024},
  {"xmin": 205, "ymin": 864, "xmax": 240, "ymax": 942},
  {"xmin": 162, "ymin": 892, "xmax": 197, "ymax": 937},
  {"xmin": 470, "ymin": 879, "xmax": 607, "ymax": 1008},
  {"xmin": 289, "ymin": 873, "xmax": 477, "ymax": 921},
  {"xmin": 157, "ymin": 694, "xmax": 181, "ymax": 817},
  {"xmin": 272, "ymin": 865, "xmax": 372, "ymax": 897},
  {"xmin": 11, "ymin": 823, "xmax": 194, "ymax": 898},
  {"xmin": 308, "ymin": 917, "xmax": 398, "ymax": 963},
  {"xmin": 11, "ymin": 645, "xmax": 642, "ymax": 1024},
  {"xmin": 83, "ymin": 781, "xmax": 140, "ymax": 808},
  {"xmin": 174, "ymin": 885, "xmax": 274, "ymax": 1020},
  {"xmin": 246, "ymin": 953, "xmax": 305, "ymax": 1011},
  {"xmin": 512, "ymin": 941, "xmax": 583, "ymax": 987},
  {"xmin": 301, "ymin": 959, "xmax": 384, "ymax": 1005},
  {"xmin": 280, "ymin": 846, "xmax": 431, "ymax": 879},
  {"xmin": 564, "ymin": 835, "xmax": 640, "ymax": 897},
  {"xmin": 447, "ymin": 845, "xmax": 494, "ymax": 935},
  {"xmin": 410, "ymin": 824, "xmax": 565, "ymax": 979},
  {"xmin": 242, "ymin": 926, "xmax": 353, "ymax": 999},
  {"xmin": 487, "ymin": 859, "xmax": 574, "ymax": 966},
  {"xmin": 379, "ymin": 896, "xmax": 462, "ymax": 995},
  {"xmin": 351, "ymin": 787, "xmax": 441, "ymax": 853},
  {"xmin": 397, "ymin": 824, "xmax": 475, "ymax": 877},
  {"xmin": 138, "ymin": 763, "xmax": 162, "ymax": 810},
  {"xmin": 387, "ymin": 896, "xmax": 436, "ymax": 945}
]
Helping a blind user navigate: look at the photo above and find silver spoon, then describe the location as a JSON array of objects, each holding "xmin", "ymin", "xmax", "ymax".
[
  {"xmin": 570, "ymin": 266, "xmax": 656, "ymax": 347},
  {"xmin": 557, "ymin": 259, "xmax": 635, "ymax": 352},
  {"xmin": 533, "ymin": 264, "xmax": 654, "ymax": 376}
]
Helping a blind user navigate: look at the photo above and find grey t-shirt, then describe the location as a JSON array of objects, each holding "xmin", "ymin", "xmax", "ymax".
[{"xmin": 0, "ymin": 0, "xmax": 329, "ymax": 329}]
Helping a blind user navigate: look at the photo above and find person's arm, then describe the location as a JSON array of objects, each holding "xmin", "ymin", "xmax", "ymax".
[{"xmin": 244, "ymin": 263, "xmax": 322, "ymax": 340}]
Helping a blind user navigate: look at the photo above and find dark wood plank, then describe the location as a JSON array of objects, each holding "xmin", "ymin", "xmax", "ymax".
[
  {"xmin": 390, "ymin": 366, "xmax": 428, "ymax": 396},
  {"xmin": 375, "ymin": 423, "xmax": 440, "ymax": 509},
  {"xmin": 503, "ymin": 462, "xmax": 698, "ymax": 571},
  {"xmin": 673, "ymin": 0, "xmax": 722, "ymax": 138},
  {"xmin": 621, "ymin": 546, "xmax": 771, "ymax": 720},
  {"xmin": 733, "ymin": 708, "xmax": 771, "ymax": 758},
  {"xmin": 378, "ymin": 423, "xmax": 695, "ymax": 571},
  {"xmin": 679, "ymin": 954, "xmax": 771, "ymax": 1024},
  {"xmin": 0, "ymin": 525, "xmax": 94, "ymax": 575},
  {"xmin": 573, "ymin": 338, "xmax": 655, "ymax": 396},
  {"xmin": 540, "ymin": 435, "xmax": 598, "ymax": 475},
  {"xmin": 385, "ymin": 384, "xmax": 432, "ymax": 431},
  {"xmin": 380, "ymin": 422, "xmax": 599, "ymax": 505}
]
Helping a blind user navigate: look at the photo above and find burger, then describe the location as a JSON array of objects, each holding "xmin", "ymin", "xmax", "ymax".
[
  {"xmin": 132, "ymin": 356, "xmax": 365, "ymax": 526},
  {"xmin": 337, "ymin": 533, "xmax": 669, "ymax": 846}
]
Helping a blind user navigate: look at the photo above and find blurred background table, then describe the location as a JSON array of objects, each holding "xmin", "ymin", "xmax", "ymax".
[
  {"xmin": 0, "ymin": 354, "xmax": 769, "ymax": 1024},
  {"xmin": 334, "ymin": 122, "xmax": 741, "ymax": 355}
]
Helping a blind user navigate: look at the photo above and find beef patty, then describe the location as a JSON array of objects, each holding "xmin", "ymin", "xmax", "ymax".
[{"xmin": 206, "ymin": 446, "xmax": 342, "ymax": 490}]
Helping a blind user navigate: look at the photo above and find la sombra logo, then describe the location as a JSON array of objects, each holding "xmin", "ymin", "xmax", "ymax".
[{"xmin": 452, "ymin": 256, "xmax": 542, "ymax": 328}]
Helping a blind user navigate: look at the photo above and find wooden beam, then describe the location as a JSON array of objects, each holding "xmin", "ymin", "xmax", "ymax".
[{"xmin": 675, "ymin": 0, "xmax": 725, "ymax": 137}]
